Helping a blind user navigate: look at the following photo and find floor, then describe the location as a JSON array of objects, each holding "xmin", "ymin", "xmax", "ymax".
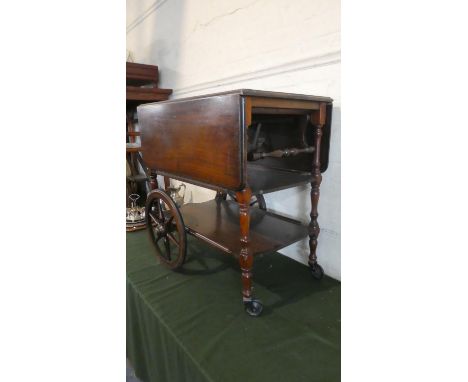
[
  {"xmin": 126, "ymin": 359, "xmax": 141, "ymax": 382},
  {"xmin": 126, "ymin": 231, "xmax": 340, "ymax": 382}
]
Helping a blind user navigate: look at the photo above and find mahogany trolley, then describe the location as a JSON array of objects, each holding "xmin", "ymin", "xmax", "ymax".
[{"xmin": 137, "ymin": 89, "xmax": 333, "ymax": 316}]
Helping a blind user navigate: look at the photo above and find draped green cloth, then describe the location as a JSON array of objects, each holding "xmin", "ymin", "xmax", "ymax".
[{"xmin": 127, "ymin": 231, "xmax": 340, "ymax": 382}]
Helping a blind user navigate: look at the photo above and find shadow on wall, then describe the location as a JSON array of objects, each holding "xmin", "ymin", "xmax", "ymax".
[
  {"xmin": 128, "ymin": 0, "xmax": 187, "ymax": 194},
  {"xmin": 128, "ymin": 0, "xmax": 186, "ymax": 90}
]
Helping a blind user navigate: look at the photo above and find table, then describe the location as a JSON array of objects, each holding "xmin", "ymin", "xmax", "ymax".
[
  {"xmin": 137, "ymin": 89, "xmax": 333, "ymax": 316},
  {"xmin": 127, "ymin": 231, "xmax": 340, "ymax": 382}
]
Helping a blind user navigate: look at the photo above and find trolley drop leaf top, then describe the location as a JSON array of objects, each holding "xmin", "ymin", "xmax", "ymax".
[{"xmin": 137, "ymin": 89, "xmax": 333, "ymax": 317}]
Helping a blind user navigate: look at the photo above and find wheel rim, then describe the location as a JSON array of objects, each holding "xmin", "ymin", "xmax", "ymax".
[{"xmin": 146, "ymin": 190, "xmax": 187, "ymax": 269}]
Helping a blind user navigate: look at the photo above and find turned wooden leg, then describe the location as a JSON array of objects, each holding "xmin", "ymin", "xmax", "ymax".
[
  {"xmin": 237, "ymin": 188, "xmax": 253, "ymax": 300},
  {"xmin": 308, "ymin": 129, "xmax": 324, "ymax": 279},
  {"xmin": 215, "ymin": 190, "xmax": 226, "ymax": 201},
  {"xmin": 309, "ymin": 173, "xmax": 322, "ymax": 266},
  {"xmin": 149, "ymin": 170, "xmax": 158, "ymax": 191},
  {"xmin": 163, "ymin": 176, "xmax": 170, "ymax": 191},
  {"xmin": 309, "ymin": 104, "xmax": 326, "ymax": 279},
  {"xmin": 236, "ymin": 188, "xmax": 263, "ymax": 316}
]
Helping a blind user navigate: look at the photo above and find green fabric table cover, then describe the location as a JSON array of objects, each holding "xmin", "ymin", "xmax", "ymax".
[{"xmin": 127, "ymin": 231, "xmax": 340, "ymax": 382}]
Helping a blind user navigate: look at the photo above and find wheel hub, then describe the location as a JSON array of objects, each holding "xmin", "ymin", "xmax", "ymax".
[{"xmin": 155, "ymin": 222, "xmax": 166, "ymax": 235}]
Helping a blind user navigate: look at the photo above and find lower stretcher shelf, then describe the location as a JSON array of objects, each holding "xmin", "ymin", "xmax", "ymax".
[
  {"xmin": 180, "ymin": 199, "xmax": 309, "ymax": 256},
  {"xmin": 247, "ymin": 164, "xmax": 313, "ymax": 194}
]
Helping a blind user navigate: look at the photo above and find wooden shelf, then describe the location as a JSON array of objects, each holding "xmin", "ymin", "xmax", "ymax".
[
  {"xmin": 126, "ymin": 146, "xmax": 141, "ymax": 153},
  {"xmin": 247, "ymin": 164, "xmax": 313, "ymax": 194},
  {"xmin": 126, "ymin": 62, "xmax": 159, "ymax": 86},
  {"xmin": 180, "ymin": 199, "xmax": 309, "ymax": 256},
  {"xmin": 126, "ymin": 86, "xmax": 172, "ymax": 102},
  {"xmin": 127, "ymin": 131, "xmax": 141, "ymax": 136}
]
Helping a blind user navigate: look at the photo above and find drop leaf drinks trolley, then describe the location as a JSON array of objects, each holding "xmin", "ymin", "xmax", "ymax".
[{"xmin": 137, "ymin": 89, "xmax": 332, "ymax": 317}]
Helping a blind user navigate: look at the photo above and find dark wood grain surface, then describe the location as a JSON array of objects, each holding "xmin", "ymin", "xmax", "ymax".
[
  {"xmin": 126, "ymin": 62, "xmax": 159, "ymax": 86},
  {"xmin": 247, "ymin": 164, "xmax": 313, "ymax": 194},
  {"xmin": 126, "ymin": 86, "xmax": 172, "ymax": 102},
  {"xmin": 139, "ymin": 88, "xmax": 334, "ymax": 313},
  {"xmin": 181, "ymin": 200, "xmax": 309, "ymax": 256},
  {"xmin": 138, "ymin": 94, "xmax": 245, "ymax": 190},
  {"xmin": 142, "ymin": 89, "xmax": 332, "ymax": 105},
  {"xmin": 126, "ymin": 61, "xmax": 173, "ymax": 208}
]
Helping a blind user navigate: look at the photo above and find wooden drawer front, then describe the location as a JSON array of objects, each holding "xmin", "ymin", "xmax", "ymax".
[{"xmin": 138, "ymin": 94, "xmax": 244, "ymax": 190}]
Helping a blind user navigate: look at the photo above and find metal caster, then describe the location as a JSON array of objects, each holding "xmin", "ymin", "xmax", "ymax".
[
  {"xmin": 244, "ymin": 299, "xmax": 263, "ymax": 317},
  {"xmin": 309, "ymin": 263, "xmax": 324, "ymax": 280}
]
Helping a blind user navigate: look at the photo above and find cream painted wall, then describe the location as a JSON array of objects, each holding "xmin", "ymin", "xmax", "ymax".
[{"xmin": 127, "ymin": 0, "xmax": 341, "ymax": 280}]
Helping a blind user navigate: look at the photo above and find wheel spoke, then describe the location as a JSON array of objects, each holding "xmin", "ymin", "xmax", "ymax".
[
  {"xmin": 156, "ymin": 200, "xmax": 165, "ymax": 220},
  {"xmin": 148, "ymin": 212, "xmax": 160, "ymax": 225},
  {"xmin": 165, "ymin": 215, "xmax": 174, "ymax": 227},
  {"xmin": 167, "ymin": 232, "xmax": 179, "ymax": 247},
  {"xmin": 151, "ymin": 199, "xmax": 163, "ymax": 221},
  {"xmin": 147, "ymin": 191, "xmax": 187, "ymax": 269},
  {"xmin": 153, "ymin": 240, "xmax": 163, "ymax": 258},
  {"xmin": 155, "ymin": 234, "xmax": 163, "ymax": 243},
  {"xmin": 164, "ymin": 237, "xmax": 171, "ymax": 261}
]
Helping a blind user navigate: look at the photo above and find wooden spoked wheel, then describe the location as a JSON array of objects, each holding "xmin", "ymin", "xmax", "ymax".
[
  {"xmin": 215, "ymin": 191, "xmax": 267, "ymax": 210},
  {"xmin": 145, "ymin": 189, "xmax": 187, "ymax": 270}
]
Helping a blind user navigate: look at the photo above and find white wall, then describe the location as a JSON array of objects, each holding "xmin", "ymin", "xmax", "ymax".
[{"xmin": 127, "ymin": 0, "xmax": 341, "ymax": 280}]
